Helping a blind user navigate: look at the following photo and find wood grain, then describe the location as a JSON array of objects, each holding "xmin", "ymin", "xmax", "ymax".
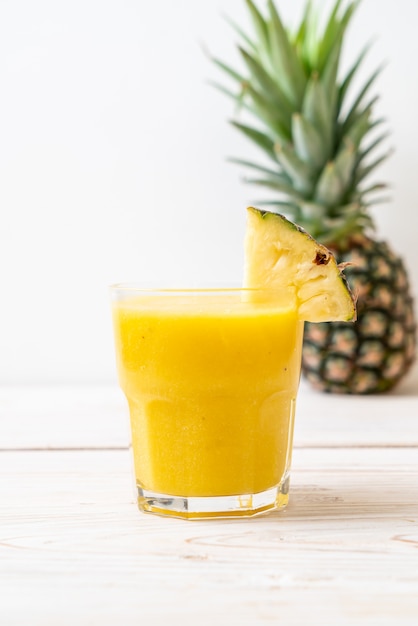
[
  {"xmin": 1, "ymin": 378, "xmax": 417, "ymax": 625},
  {"xmin": 0, "ymin": 447, "xmax": 417, "ymax": 625}
]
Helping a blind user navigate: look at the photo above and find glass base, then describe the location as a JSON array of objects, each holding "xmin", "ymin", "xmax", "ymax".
[{"xmin": 137, "ymin": 475, "xmax": 290, "ymax": 520}]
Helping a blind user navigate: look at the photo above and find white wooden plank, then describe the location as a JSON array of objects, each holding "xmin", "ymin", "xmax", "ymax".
[
  {"xmin": 0, "ymin": 367, "xmax": 418, "ymax": 450},
  {"xmin": 0, "ymin": 448, "xmax": 417, "ymax": 625},
  {"xmin": 295, "ymin": 359, "xmax": 418, "ymax": 447},
  {"xmin": 295, "ymin": 384, "xmax": 418, "ymax": 448},
  {"xmin": 0, "ymin": 385, "xmax": 129, "ymax": 449}
]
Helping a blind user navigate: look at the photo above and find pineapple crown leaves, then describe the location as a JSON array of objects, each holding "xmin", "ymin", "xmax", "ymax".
[{"xmin": 210, "ymin": 0, "xmax": 392, "ymax": 245}]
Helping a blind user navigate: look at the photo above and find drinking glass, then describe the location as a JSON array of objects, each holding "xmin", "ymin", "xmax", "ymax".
[{"xmin": 110, "ymin": 285, "xmax": 304, "ymax": 519}]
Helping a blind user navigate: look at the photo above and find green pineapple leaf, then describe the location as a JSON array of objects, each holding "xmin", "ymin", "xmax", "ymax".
[
  {"xmin": 300, "ymin": 200, "xmax": 327, "ymax": 216},
  {"xmin": 227, "ymin": 157, "xmax": 292, "ymax": 181},
  {"xmin": 315, "ymin": 0, "xmax": 342, "ymax": 67},
  {"xmin": 302, "ymin": 73, "xmax": 332, "ymax": 153},
  {"xmin": 267, "ymin": 0, "xmax": 306, "ymax": 107},
  {"xmin": 244, "ymin": 82, "xmax": 291, "ymax": 141},
  {"xmin": 299, "ymin": 200, "xmax": 332, "ymax": 238},
  {"xmin": 358, "ymin": 182, "xmax": 388, "ymax": 202},
  {"xmin": 299, "ymin": 2, "xmax": 319, "ymax": 72},
  {"xmin": 244, "ymin": 176, "xmax": 303, "ymax": 199},
  {"xmin": 320, "ymin": 38, "xmax": 342, "ymax": 120},
  {"xmin": 314, "ymin": 161, "xmax": 344, "ymax": 207},
  {"xmin": 334, "ymin": 139, "xmax": 356, "ymax": 190},
  {"xmin": 244, "ymin": 0, "xmax": 270, "ymax": 56},
  {"xmin": 211, "ymin": 0, "xmax": 393, "ymax": 242},
  {"xmin": 321, "ymin": 208, "xmax": 374, "ymax": 243},
  {"xmin": 274, "ymin": 143, "xmax": 315, "ymax": 195},
  {"xmin": 231, "ymin": 120, "xmax": 279, "ymax": 162},
  {"xmin": 354, "ymin": 150, "xmax": 393, "ymax": 185},
  {"xmin": 342, "ymin": 65, "xmax": 386, "ymax": 132},
  {"xmin": 318, "ymin": 2, "xmax": 361, "ymax": 118},
  {"xmin": 222, "ymin": 13, "xmax": 257, "ymax": 52},
  {"xmin": 362, "ymin": 194, "xmax": 392, "ymax": 207},
  {"xmin": 320, "ymin": 1, "xmax": 360, "ymax": 68},
  {"xmin": 338, "ymin": 40, "xmax": 375, "ymax": 112},
  {"xmin": 211, "ymin": 57, "xmax": 246, "ymax": 84},
  {"xmin": 253, "ymin": 198, "xmax": 299, "ymax": 208},
  {"xmin": 342, "ymin": 102, "xmax": 383, "ymax": 148},
  {"xmin": 238, "ymin": 47, "xmax": 293, "ymax": 120},
  {"xmin": 292, "ymin": 113, "xmax": 328, "ymax": 168},
  {"xmin": 341, "ymin": 115, "xmax": 368, "ymax": 147},
  {"xmin": 208, "ymin": 81, "xmax": 253, "ymax": 116},
  {"xmin": 356, "ymin": 131, "xmax": 391, "ymax": 166},
  {"xmin": 293, "ymin": 0, "xmax": 311, "ymax": 50}
]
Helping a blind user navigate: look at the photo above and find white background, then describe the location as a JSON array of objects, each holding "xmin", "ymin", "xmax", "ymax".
[{"xmin": 1, "ymin": 0, "xmax": 417, "ymax": 384}]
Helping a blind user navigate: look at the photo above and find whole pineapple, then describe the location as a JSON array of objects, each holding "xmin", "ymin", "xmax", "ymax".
[{"xmin": 212, "ymin": 0, "xmax": 416, "ymax": 393}]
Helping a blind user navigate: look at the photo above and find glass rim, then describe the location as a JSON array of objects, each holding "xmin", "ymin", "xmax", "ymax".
[{"xmin": 109, "ymin": 282, "xmax": 295, "ymax": 295}]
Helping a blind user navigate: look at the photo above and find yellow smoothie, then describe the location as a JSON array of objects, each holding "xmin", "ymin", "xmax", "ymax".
[{"xmin": 112, "ymin": 292, "xmax": 304, "ymax": 499}]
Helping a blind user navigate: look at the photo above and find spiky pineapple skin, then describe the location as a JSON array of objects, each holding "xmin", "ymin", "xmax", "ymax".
[{"xmin": 302, "ymin": 236, "xmax": 416, "ymax": 393}]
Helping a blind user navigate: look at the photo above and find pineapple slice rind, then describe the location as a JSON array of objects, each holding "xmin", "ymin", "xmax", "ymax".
[{"xmin": 244, "ymin": 206, "xmax": 356, "ymax": 323}]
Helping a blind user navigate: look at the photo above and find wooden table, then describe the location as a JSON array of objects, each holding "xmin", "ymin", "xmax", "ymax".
[{"xmin": 1, "ymin": 368, "xmax": 418, "ymax": 625}]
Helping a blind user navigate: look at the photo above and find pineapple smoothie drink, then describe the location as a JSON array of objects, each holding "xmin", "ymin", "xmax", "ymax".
[{"xmin": 111, "ymin": 286, "xmax": 304, "ymax": 519}]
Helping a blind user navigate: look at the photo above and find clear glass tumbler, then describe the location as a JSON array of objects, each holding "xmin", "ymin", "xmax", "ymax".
[{"xmin": 110, "ymin": 285, "xmax": 304, "ymax": 519}]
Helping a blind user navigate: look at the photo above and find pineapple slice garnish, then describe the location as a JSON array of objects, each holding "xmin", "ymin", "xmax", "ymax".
[{"xmin": 244, "ymin": 207, "xmax": 356, "ymax": 323}]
